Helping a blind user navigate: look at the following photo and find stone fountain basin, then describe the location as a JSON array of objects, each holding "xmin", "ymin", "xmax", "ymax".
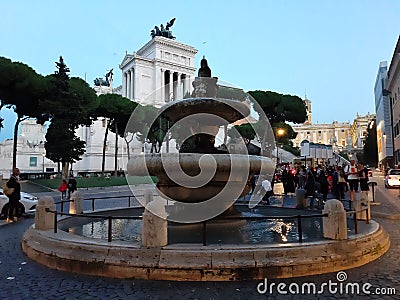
[
  {"xmin": 127, "ymin": 153, "xmax": 274, "ymax": 203},
  {"xmin": 161, "ymin": 98, "xmax": 250, "ymax": 124}
]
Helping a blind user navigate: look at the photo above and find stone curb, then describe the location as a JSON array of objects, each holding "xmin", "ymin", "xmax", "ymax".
[
  {"xmin": 22, "ymin": 220, "xmax": 390, "ymax": 281},
  {"xmin": 372, "ymin": 212, "xmax": 400, "ymax": 220}
]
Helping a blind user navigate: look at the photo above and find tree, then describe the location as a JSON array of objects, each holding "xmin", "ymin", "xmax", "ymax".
[
  {"xmin": 248, "ymin": 90, "xmax": 306, "ymax": 154},
  {"xmin": 227, "ymin": 123, "xmax": 256, "ymax": 144},
  {"xmin": 249, "ymin": 90, "xmax": 307, "ymax": 126},
  {"xmin": 41, "ymin": 56, "xmax": 98, "ymax": 178},
  {"xmin": 132, "ymin": 105, "xmax": 168, "ymax": 153},
  {"xmin": 363, "ymin": 119, "xmax": 378, "ymax": 167},
  {"xmin": 0, "ymin": 56, "xmax": 47, "ymax": 170},
  {"xmin": 96, "ymin": 93, "xmax": 137, "ymax": 176}
]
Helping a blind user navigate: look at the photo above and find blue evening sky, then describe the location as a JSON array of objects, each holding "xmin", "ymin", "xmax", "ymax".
[{"xmin": 0, "ymin": 0, "xmax": 399, "ymax": 141}]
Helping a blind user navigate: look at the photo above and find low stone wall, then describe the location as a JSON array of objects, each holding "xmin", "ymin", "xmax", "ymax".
[{"xmin": 22, "ymin": 220, "xmax": 390, "ymax": 281}]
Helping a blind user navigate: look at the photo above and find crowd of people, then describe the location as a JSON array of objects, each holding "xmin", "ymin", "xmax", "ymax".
[{"xmin": 275, "ymin": 159, "xmax": 370, "ymax": 202}]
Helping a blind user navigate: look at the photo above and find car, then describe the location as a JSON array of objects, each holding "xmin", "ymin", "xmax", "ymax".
[
  {"xmin": 0, "ymin": 189, "xmax": 38, "ymax": 219},
  {"xmin": 384, "ymin": 169, "xmax": 400, "ymax": 189}
]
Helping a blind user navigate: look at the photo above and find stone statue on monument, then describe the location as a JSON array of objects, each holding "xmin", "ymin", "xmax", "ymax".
[
  {"xmin": 150, "ymin": 18, "xmax": 176, "ymax": 39},
  {"xmin": 94, "ymin": 68, "xmax": 114, "ymax": 88}
]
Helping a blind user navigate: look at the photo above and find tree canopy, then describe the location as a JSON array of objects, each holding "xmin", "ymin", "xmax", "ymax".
[
  {"xmin": 43, "ymin": 56, "xmax": 98, "ymax": 177},
  {"xmin": 0, "ymin": 56, "xmax": 48, "ymax": 169},
  {"xmin": 248, "ymin": 90, "xmax": 307, "ymax": 126}
]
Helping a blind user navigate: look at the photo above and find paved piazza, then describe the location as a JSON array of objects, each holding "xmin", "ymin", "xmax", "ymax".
[{"xmin": 1, "ymin": 175, "xmax": 400, "ymax": 299}]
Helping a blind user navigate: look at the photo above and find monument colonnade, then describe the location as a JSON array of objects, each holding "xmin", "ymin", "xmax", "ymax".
[{"xmin": 122, "ymin": 67, "xmax": 191, "ymax": 102}]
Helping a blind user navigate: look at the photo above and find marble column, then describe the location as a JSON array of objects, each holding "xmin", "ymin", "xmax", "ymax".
[
  {"xmin": 182, "ymin": 74, "xmax": 187, "ymax": 98},
  {"xmin": 176, "ymin": 73, "xmax": 181, "ymax": 100},
  {"xmin": 127, "ymin": 71, "xmax": 131, "ymax": 100},
  {"xmin": 131, "ymin": 68, "xmax": 135, "ymax": 100},
  {"xmin": 161, "ymin": 69, "xmax": 165, "ymax": 102},
  {"xmin": 123, "ymin": 72, "xmax": 127, "ymax": 97},
  {"xmin": 168, "ymin": 71, "xmax": 173, "ymax": 101}
]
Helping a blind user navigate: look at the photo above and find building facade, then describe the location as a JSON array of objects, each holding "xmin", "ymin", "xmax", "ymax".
[
  {"xmin": 387, "ymin": 36, "xmax": 400, "ymax": 165},
  {"xmin": 374, "ymin": 61, "xmax": 393, "ymax": 168},
  {"xmin": 292, "ymin": 98, "xmax": 375, "ymax": 155},
  {"xmin": 120, "ymin": 36, "xmax": 198, "ymax": 106},
  {"xmin": 0, "ymin": 120, "xmax": 56, "ymax": 178}
]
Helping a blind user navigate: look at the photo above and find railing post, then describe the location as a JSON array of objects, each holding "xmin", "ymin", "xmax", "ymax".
[
  {"xmin": 91, "ymin": 198, "xmax": 95, "ymax": 211},
  {"xmin": 203, "ymin": 221, "xmax": 207, "ymax": 246},
  {"xmin": 353, "ymin": 212, "xmax": 358, "ymax": 234},
  {"xmin": 61, "ymin": 200, "xmax": 64, "ymax": 213},
  {"xmin": 297, "ymin": 215, "xmax": 303, "ymax": 243},
  {"xmin": 35, "ymin": 197, "xmax": 56, "ymax": 231},
  {"xmin": 128, "ymin": 196, "xmax": 131, "ymax": 207},
  {"xmin": 366, "ymin": 206, "xmax": 369, "ymax": 224},
  {"xmin": 54, "ymin": 210, "xmax": 58, "ymax": 233},
  {"xmin": 108, "ymin": 216, "xmax": 112, "ymax": 243}
]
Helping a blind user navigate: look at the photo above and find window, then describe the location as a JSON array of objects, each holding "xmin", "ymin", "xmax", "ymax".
[{"xmin": 30, "ymin": 157, "xmax": 38, "ymax": 167}]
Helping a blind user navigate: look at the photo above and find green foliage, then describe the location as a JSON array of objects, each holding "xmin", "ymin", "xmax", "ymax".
[
  {"xmin": 132, "ymin": 105, "xmax": 167, "ymax": 153},
  {"xmin": 45, "ymin": 119, "xmax": 86, "ymax": 164},
  {"xmin": 97, "ymin": 93, "xmax": 137, "ymax": 137},
  {"xmin": 33, "ymin": 176, "xmax": 157, "ymax": 189},
  {"xmin": 42, "ymin": 56, "xmax": 98, "ymax": 167},
  {"xmin": 0, "ymin": 56, "xmax": 48, "ymax": 168},
  {"xmin": 0, "ymin": 56, "xmax": 47, "ymax": 118},
  {"xmin": 363, "ymin": 119, "xmax": 378, "ymax": 167},
  {"xmin": 248, "ymin": 90, "xmax": 307, "ymax": 126},
  {"xmin": 227, "ymin": 123, "xmax": 256, "ymax": 143}
]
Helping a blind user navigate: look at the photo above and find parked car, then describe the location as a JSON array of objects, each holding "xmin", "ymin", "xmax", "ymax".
[
  {"xmin": 384, "ymin": 169, "xmax": 400, "ymax": 189},
  {"xmin": 0, "ymin": 189, "xmax": 38, "ymax": 218}
]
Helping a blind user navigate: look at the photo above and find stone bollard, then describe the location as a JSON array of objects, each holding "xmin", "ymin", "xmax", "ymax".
[
  {"xmin": 141, "ymin": 194, "xmax": 168, "ymax": 247},
  {"xmin": 69, "ymin": 191, "xmax": 83, "ymax": 214},
  {"xmin": 354, "ymin": 192, "xmax": 370, "ymax": 221},
  {"xmin": 35, "ymin": 196, "xmax": 56, "ymax": 231},
  {"xmin": 295, "ymin": 188, "xmax": 307, "ymax": 209},
  {"xmin": 322, "ymin": 199, "xmax": 347, "ymax": 240},
  {"xmin": 143, "ymin": 189, "xmax": 153, "ymax": 206}
]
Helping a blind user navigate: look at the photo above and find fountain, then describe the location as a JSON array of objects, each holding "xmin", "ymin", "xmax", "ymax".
[
  {"xmin": 127, "ymin": 56, "xmax": 273, "ymax": 223},
  {"xmin": 21, "ymin": 57, "xmax": 390, "ymax": 282}
]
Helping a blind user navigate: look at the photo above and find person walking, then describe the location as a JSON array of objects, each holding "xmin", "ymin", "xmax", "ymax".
[
  {"xmin": 336, "ymin": 166, "xmax": 346, "ymax": 200},
  {"xmin": 318, "ymin": 168, "xmax": 329, "ymax": 202},
  {"xmin": 67, "ymin": 175, "xmax": 77, "ymax": 199},
  {"xmin": 358, "ymin": 162, "xmax": 369, "ymax": 195},
  {"xmin": 5, "ymin": 168, "xmax": 21, "ymax": 223},
  {"xmin": 261, "ymin": 178, "xmax": 273, "ymax": 205},
  {"xmin": 345, "ymin": 159, "xmax": 359, "ymax": 201},
  {"xmin": 58, "ymin": 179, "xmax": 68, "ymax": 199}
]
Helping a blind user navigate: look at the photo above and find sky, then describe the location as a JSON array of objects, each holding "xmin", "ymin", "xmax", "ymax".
[{"xmin": 0, "ymin": 0, "xmax": 399, "ymax": 141}]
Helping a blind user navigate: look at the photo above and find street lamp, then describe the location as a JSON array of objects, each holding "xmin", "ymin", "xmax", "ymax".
[
  {"xmin": 42, "ymin": 153, "xmax": 46, "ymax": 175},
  {"xmin": 276, "ymin": 128, "xmax": 285, "ymax": 165}
]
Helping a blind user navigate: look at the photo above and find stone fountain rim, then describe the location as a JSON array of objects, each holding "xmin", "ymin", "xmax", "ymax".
[{"xmin": 22, "ymin": 217, "xmax": 390, "ymax": 281}]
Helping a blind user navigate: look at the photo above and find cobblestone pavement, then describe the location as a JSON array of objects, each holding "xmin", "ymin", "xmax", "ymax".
[{"xmin": 1, "ymin": 176, "xmax": 400, "ymax": 299}]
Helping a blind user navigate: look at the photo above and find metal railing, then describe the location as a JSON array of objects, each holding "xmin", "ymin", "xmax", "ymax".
[
  {"xmin": 45, "ymin": 189, "xmax": 371, "ymax": 245},
  {"xmin": 54, "ymin": 194, "xmax": 145, "ymax": 213}
]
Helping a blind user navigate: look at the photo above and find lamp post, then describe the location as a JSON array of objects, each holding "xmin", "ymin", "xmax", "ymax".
[
  {"xmin": 42, "ymin": 153, "xmax": 45, "ymax": 175},
  {"xmin": 276, "ymin": 128, "xmax": 285, "ymax": 165}
]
